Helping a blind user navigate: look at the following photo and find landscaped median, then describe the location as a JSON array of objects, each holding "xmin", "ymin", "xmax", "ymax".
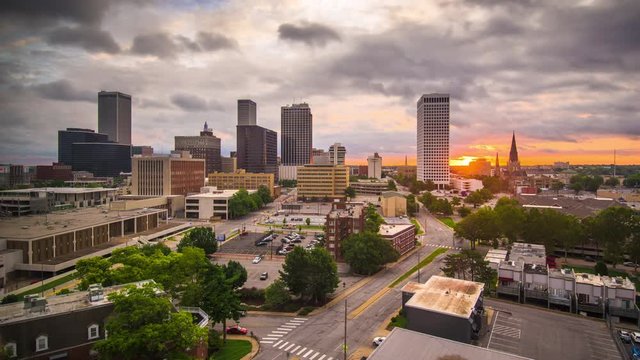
[
  {"xmin": 410, "ymin": 218, "xmax": 425, "ymax": 235},
  {"xmin": 389, "ymin": 247, "xmax": 448, "ymax": 288},
  {"xmin": 7, "ymin": 271, "xmax": 79, "ymax": 301},
  {"xmin": 437, "ymin": 217, "xmax": 456, "ymax": 229}
]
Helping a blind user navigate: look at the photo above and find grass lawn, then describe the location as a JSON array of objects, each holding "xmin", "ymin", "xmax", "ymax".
[
  {"xmin": 410, "ymin": 218, "xmax": 424, "ymax": 235},
  {"xmin": 389, "ymin": 248, "xmax": 447, "ymax": 288},
  {"xmin": 438, "ymin": 217, "xmax": 456, "ymax": 228},
  {"xmin": 386, "ymin": 311, "xmax": 408, "ymax": 330},
  {"xmin": 210, "ymin": 339, "xmax": 252, "ymax": 360},
  {"xmin": 14, "ymin": 272, "xmax": 79, "ymax": 300}
]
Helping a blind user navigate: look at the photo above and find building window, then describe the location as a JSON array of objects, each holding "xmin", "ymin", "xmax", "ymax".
[
  {"xmin": 4, "ymin": 343, "xmax": 16, "ymax": 358},
  {"xmin": 36, "ymin": 335, "xmax": 48, "ymax": 352},
  {"xmin": 88, "ymin": 324, "xmax": 100, "ymax": 340}
]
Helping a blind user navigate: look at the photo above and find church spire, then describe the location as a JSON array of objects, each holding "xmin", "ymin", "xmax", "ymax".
[
  {"xmin": 203, "ymin": 121, "xmax": 209, "ymax": 131},
  {"xmin": 495, "ymin": 152, "xmax": 500, "ymax": 177},
  {"xmin": 509, "ymin": 131, "xmax": 519, "ymax": 163},
  {"xmin": 405, "ymin": 155, "xmax": 408, "ymax": 166}
]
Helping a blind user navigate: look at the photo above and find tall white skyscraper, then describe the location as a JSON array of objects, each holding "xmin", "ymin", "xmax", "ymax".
[
  {"xmin": 281, "ymin": 103, "xmax": 313, "ymax": 165},
  {"xmin": 328, "ymin": 143, "xmax": 346, "ymax": 165},
  {"xmin": 367, "ymin": 152, "xmax": 382, "ymax": 179},
  {"xmin": 417, "ymin": 93, "xmax": 450, "ymax": 188}
]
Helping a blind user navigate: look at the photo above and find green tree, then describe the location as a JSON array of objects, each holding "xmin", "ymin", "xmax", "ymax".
[
  {"xmin": 223, "ymin": 260, "xmax": 248, "ymax": 289},
  {"xmin": 464, "ymin": 191, "xmax": 485, "ymax": 208},
  {"xmin": 387, "ymin": 179, "xmax": 397, "ymax": 191},
  {"xmin": 364, "ymin": 204, "xmax": 384, "ymax": 233},
  {"xmin": 257, "ymin": 185, "xmax": 273, "ymax": 204},
  {"xmin": 623, "ymin": 174, "xmax": 640, "ymax": 188},
  {"xmin": 264, "ymin": 279, "xmax": 291, "ymax": 310},
  {"xmin": 342, "ymin": 232, "xmax": 400, "ymax": 275},
  {"xmin": 279, "ymin": 247, "xmax": 309, "ymax": 297},
  {"xmin": 569, "ymin": 181, "xmax": 584, "ymax": 195},
  {"xmin": 457, "ymin": 206, "xmax": 471, "ymax": 218},
  {"xmin": 305, "ymin": 218, "xmax": 311, "ymax": 226},
  {"xmin": 551, "ymin": 181, "xmax": 564, "ymax": 194},
  {"xmin": 451, "ymin": 197, "xmax": 461, "ymax": 206},
  {"xmin": 590, "ymin": 206, "xmax": 635, "ymax": 267},
  {"xmin": 595, "ymin": 261, "xmax": 608, "ymax": 276},
  {"xmin": 279, "ymin": 247, "xmax": 339, "ymax": 303},
  {"xmin": 406, "ymin": 194, "xmax": 417, "ymax": 216},
  {"xmin": 454, "ymin": 207, "xmax": 500, "ymax": 249},
  {"xmin": 441, "ymin": 250, "xmax": 496, "ymax": 291},
  {"xmin": 76, "ymin": 256, "xmax": 113, "ymax": 290},
  {"xmin": 178, "ymin": 227, "xmax": 217, "ymax": 255},
  {"xmin": 1, "ymin": 294, "xmax": 19, "ymax": 304},
  {"xmin": 345, "ymin": 186, "xmax": 356, "ymax": 198},
  {"xmin": 521, "ymin": 209, "xmax": 566, "ymax": 251},
  {"xmin": 94, "ymin": 283, "xmax": 207, "ymax": 360},
  {"xmin": 494, "ymin": 197, "xmax": 525, "ymax": 242},
  {"xmin": 418, "ymin": 192, "xmax": 436, "ymax": 209},
  {"xmin": 604, "ymin": 177, "xmax": 620, "ymax": 187}
]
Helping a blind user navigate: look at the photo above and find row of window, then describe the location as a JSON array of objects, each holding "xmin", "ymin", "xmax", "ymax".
[{"xmin": 4, "ymin": 324, "xmax": 100, "ymax": 358}]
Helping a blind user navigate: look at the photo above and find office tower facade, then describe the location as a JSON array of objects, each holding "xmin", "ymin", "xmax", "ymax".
[
  {"xmin": 236, "ymin": 125, "xmax": 278, "ymax": 178},
  {"xmin": 417, "ymin": 94, "xmax": 450, "ymax": 188},
  {"xmin": 297, "ymin": 164, "xmax": 349, "ymax": 201},
  {"xmin": 131, "ymin": 151, "xmax": 205, "ymax": 196},
  {"xmin": 58, "ymin": 128, "xmax": 109, "ymax": 165},
  {"xmin": 237, "ymin": 99, "xmax": 257, "ymax": 126},
  {"xmin": 367, "ymin": 152, "xmax": 383, "ymax": 179},
  {"xmin": 281, "ymin": 103, "xmax": 313, "ymax": 165},
  {"xmin": 175, "ymin": 122, "xmax": 222, "ymax": 174},
  {"xmin": 98, "ymin": 91, "xmax": 132, "ymax": 145},
  {"xmin": 221, "ymin": 155, "xmax": 237, "ymax": 173},
  {"xmin": 328, "ymin": 143, "xmax": 346, "ymax": 165},
  {"xmin": 132, "ymin": 146, "xmax": 154, "ymax": 156},
  {"xmin": 207, "ymin": 170, "xmax": 275, "ymax": 196},
  {"xmin": 71, "ymin": 143, "xmax": 132, "ymax": 177}
]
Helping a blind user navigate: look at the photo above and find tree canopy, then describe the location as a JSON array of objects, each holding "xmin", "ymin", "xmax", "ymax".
[
  {"xmin": 178, "ymin": 227, "xmax": 217, "ymax": 255},
  {"xmin": 279, "ymin": 247, "xmax": 339, "ymax": 303},
  {"xmin": 227, "ymin": 188, "xmax": 271, "ymax": 219},
  {"xmin": 344, "ymin": 186, "xmax": 356, "ymax": 198},
  {"xmin": 441, "ymin": 250, "xmax": 496, "ymax": 291},
  {"xmin": 342, "ymin": 232, "xmax": 399, "ymax": 275},
  {"xmin": 364, "ymin": 204, "xmax": 385, "ymax": 233},
  {"xmin": 569, "ymin": 174, "xmax": 604, "ymax": 193},
  {"xmin": 623, "ymin": 174, "xmax": 640, "ymax": 188}
]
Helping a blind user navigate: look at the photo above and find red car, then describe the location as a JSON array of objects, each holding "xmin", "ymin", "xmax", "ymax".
[{"xmin": 226, "ymin": 325, "xmax": 248, "ymax": 335}]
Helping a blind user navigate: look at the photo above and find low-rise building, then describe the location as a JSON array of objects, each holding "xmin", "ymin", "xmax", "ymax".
[
  {"xmin": 380, "ymin": 191, "xmax": 407, "ymax": 217},
  {"xmin": 132, "ymin": 151, "xmax": 205, "ymax": 197},
  {"xmin": 603, "ymin": 276, "xmax": 639, "ymax": 321},
  {"xmin": 34, "ymin": 163, "xmax": 73, "ymax": 182},
  {"xmin": 0, "ymin": 187, "xmax": 118, "ymax": 216},
  {"xmin": 350, "ymin": 180, "xmax": 389, "ymax": 195},
  {"xmin": 379, "ymin": 224, "xmax": 415, "ymax": 255},
  {"xmin": 297, "ymin": 164, "xmax": 349, "ymax": 201},
  {"xmin": 484, "ymin": 249, "xmax": 508, "ymax": 270},
  {"xmin": 523, "ymin": 263, "xmax": 548, "ymax": 303},
  {"xmin": 510, "ymin": 242, "xmax": 546, "ymax": 266},
  {"xmin": 497, "ymin": 260, "xmax": 524, "ymax": 302},
  {"xmin": 207, "ymin": 170, "xmax": 275, "ymax": 196},
  {"xmin": 185, "ymin": 187, "xmax": 255, "ymax": 220},
  {"xmin": 597, "ymin": 188, "xmax": 640, "ymax": 203},
  {"xmin": 548, "ymin": 267, "xmax": 576, "ymax": 311},
  {"xmin": 450, "ymin": 177, "xmax": 484, "ymax": 193},
  {"xmin": 110, "ymin": 195, "xmax": 185, "ymax": 218},
  {"xmin": 278, "ymin": 165, "xmax": 298, "ymax": 181},
  {"xmin": 575, "ymin": 273, "xmax": 605, "ymax": 317},
  {"xmin": 324, "ymin": 202, "xmax": 364, "ymax": 260},
  {"xmin": 396, "ymin": 165, "xmax": 416, "ymax": 179},
  {"xmin": 401, "ymin": 276, "xmax": 484, "ymax": 344}
]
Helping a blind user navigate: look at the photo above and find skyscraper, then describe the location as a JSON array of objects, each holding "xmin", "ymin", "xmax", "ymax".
[
  {"xmin": 417, "ymin": 93, "xmax": 450, "ymax": 188},
  {"xmin": 98, "ymin": 91, "xmax": 132, "ymax": 145},
  {"xmin": 236, "ymin": 126, "xmax": 277, "ymax": 178},
  {"xmin": 281, "ymin": 103, "xmax": 313, "ymax": 165},
  {"xmin": 175, "ymin": 122, "xmax": 222, "ymax": 174},
  {"xmin": 507, "ymin": 131, "xmax": 522, "ymax": 174},
  {"xmin": 328, "ymin": 143, "xmax": 346, "ymax": 165},
  {"xmin": 58, "ymin": 128, "xmax": 109, "ymax": 165},
  {"xmin": 367, "ymin": 152, "xmax": 383, "ymax": 179},
  {"xmin": 237, "ymin": 99, "xmax": 257, "ymax": 126}
]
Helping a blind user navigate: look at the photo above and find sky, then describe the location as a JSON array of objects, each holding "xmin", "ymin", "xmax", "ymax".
[{"xmin": 0, "ymin": 0, "xmax": 638, "ymax": 167}]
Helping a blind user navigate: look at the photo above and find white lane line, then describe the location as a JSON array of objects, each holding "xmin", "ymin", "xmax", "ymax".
[
  {"xmin": 260, "ymin": 341, "xmax": 274, "ymax": 344},
  {"xmin": 327, "ymin": 357, "xmax": 333, "ymax": 360},
  {"xmin": 277, "ymin": 328, "xmax": 292, "ymax": 331},
  {"xmin": 290, "ymin": 321, "xmax": 305, "ymax": 324},
  {"xmin": 278, "ymin": 341, "xmax": 289, "ymax": 349},
  {"xmin": 486, "ymin": 311, "xmax": 499, "ymax": 349},
  {"xmin": 294, "ymin": 317, "xmax": 308, "ymax": 320},
  {"xmin": 303, "ymin": 349, "xmax": 314, "ymax": 358},
  {"xmin": 283, "ymin": 324, "xmax": 297, "ymax": 328},
  {"xmin": 284, "ymin": 343, "xmax": 296, "ymax": 351},
  {"xmin": 272, "ymin": 340, "xmax": 283, "ymax": 348},
  {"xmin": 297, "ymin": 347, "xmax": 308, "ymax": 356},
  {"xmin": 291, "ymin": 345, "xmax": 301, "ymax": 353},
  {"xmin": 272, "ymin": 331, "xmax": 288, "ymax": 334},
  {"xmin": 317, "ymin": 355, "xmax": 326, "ymax": 360},
  {"xmin": 309, "ymin": 351, "xmax": 320, "ymax": 360},
  {"xmin": 262, "ymin": 337, "xmax": 279, "ymax": 341}
]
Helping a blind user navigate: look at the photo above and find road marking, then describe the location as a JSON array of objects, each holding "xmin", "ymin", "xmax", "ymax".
[
  {"xmin": 317, "ymin": 355, "xmax": 326, "ymax": 360},
  {"xmin": 327, "ymin": 357, "xmax": 333, "ymax": 360},
  {"xmin": 277, "ymin": 327, "xmax": 292, "ymax": 331},
  {"xmin": 262, "ymin": 337, "xmax": 279, "ymax": 341},
  {"xmin": 284, "ymin": 343, "xmax": 296, "ymax": 351},
  {"xmin": 270, "ymin": 334, "xmax": 284, "ymax": 337},
  {"xmin": 309, "ymin": 352, "xmax": 320, "ymax": 360},
  {"xmin": 294, "ymin": 317, "xmax": 308, "ymax": 320},
  {"xmin": 290, "ymin": 320, "xmax": 305, "ymax": 324},
  {"xmin": 486, "ymin": 311, "xmax": 499, "ymax": 349},
  {"xmin": 291, "ymin": 345, "xmax": 301, "ymax": 353},
  {"xmin": 283, "ymin": 324, "xmax": 297, "ymax": 328},
  {"xmin": 260, "ymin": 340, "xmax": 274, "ymax": 344},
  {"xmin": 272, "ymin": 331, "xmax": 288, "ymax": 334},
  {"xmin": 303, "ymin": 349, "xmax": 314, "ymax": 358},
  {"xmin": 297, "ymin": 347, "xmax": 308, "ymax": 356},
  {"xmin": 278, "ymin": 341, "xmax": 289, "ymax": 349},
  {"xmin": 273, "ymin": 340, "xmax": 282, "ymax": 347}
]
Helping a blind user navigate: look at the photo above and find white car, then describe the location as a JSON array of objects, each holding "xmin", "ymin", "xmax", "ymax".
[
  {"xmin": 372, "ymin": 337, "xmax": 386, "ymax": 347},
  {"xmin": 632, "ymin": 332, "xmax": 640, "ymax": 343},
  {"xmin": 252, "ymin": 256, "xmax": 262, "ymax": 264}
]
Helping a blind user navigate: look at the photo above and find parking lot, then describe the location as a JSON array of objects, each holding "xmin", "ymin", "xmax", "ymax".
[
  {"xmin": 217, "ymin": 231, "xmax": 323, "ymax": 257},
  {"xmin": 483, "ymin": 299, "xmax": 622, "ymax": 360}
]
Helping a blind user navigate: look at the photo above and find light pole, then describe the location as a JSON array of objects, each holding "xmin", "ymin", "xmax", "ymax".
[{"xmin": 343, "ymin": 282, "xmax": 347, "ymax": 360}]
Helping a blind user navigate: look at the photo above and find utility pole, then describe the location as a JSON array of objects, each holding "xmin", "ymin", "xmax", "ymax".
[{"xmin": 343, "ymin": 282, "xmax": 347, "ymax": 360}]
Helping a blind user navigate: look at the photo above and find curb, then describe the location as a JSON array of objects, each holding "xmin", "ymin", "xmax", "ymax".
[{"xmin": 226, "ymin": 334, "xmax": 259, "ymax": 360}]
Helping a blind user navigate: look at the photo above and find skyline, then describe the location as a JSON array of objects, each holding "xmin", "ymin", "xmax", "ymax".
[{"xmin": 1, "ymin": 0, "xmax": 639, "ymax": 166}]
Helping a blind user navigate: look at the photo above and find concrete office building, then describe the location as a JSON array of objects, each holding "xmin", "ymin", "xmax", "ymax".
[
  {"xmin": 34, "ymin": 163, "xmax": 73, "ymax": 182},
  {"xmin": 350, "ymin": 180, "xmax": 389, "ymax": 195},
  {"xmin": 451, "ymin": 177, "xmax": 484, "ymax": 193},
  {"xmin": 98, "ymin": 91, "xmax": 131, "ymax": 145},
  {"xmin": 131, "ymin": 151, "xmax": 205, "ymax": 196},
  {"xmin": 401, "ymin": 276, "xmax": 484, "ymax": 344},
  {"xmin": 236, "ymin": 125, "xmax": 278, "ymax": 178},
  {"xmin": 278, "ymin": 165, "xmax": 298, "ymax": 181},
  {"xmin": 132, "ymin": 145, "xmax": 154, "ymax": 156},
  {"xmin": 381, "ymin": 191, "xmax": 407, "ymax": 217},
  {"xmin": 0, "ymin": 187, "xmax": 117, "ymax": 216},
  {"xmin": 175, "ymin": 122, "xmax": 222, "ymax": 174},
  {"xmin": 328, "ymin": 143, "xmax": 346, "ymax": 165},
  {"xmin": 417, "ymin": 94, "xmax": 450, "ymax": 188},
  {"xmin": 71, "ymin": 143, "xmax": 132, "ymax": 177},
  {"xmin": 367, "ymin": 152, "xmax": 383, "ymax": 179},
  {"xmin": 297, "ymin": 164, "xmax": 349, "ymax": 201},
  {"xmin": 281, "ymin": 103, "xmax": 313, "ymax": 166},
  {"xmin": 185, "ymin": 187, "xmax": 256, "ymax": 220},
  {"xmin": 325, "ymin": 202, "xmax": 365, "ymax": 260},
  {"xmin": 207, "ymin": 170, "xmax": 275, "ymax": 196},
  {"xmin": 237, "ymin": 99, "xmax": 257, "ymax": 126},
  {"xmin": 312, "ymin": 148, "xmax": 330, "ymax": 164},
  {"xmin": 58, "ymin": 128, "xmax": 109, "ymax": 165},
  {"xmin": 221, "ymin": 155, "xmax": 237, "ymax": 173}
]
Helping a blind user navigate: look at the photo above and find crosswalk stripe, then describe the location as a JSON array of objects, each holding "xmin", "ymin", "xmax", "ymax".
[
  {"xmin": 327, "ymin": 357, "xmax": 333, "ymax": 360},
  {"xmin": 260, "ymin": 341, "xmax": 273, "ymax": 344},
  {"xmin": 273, "ymin": 331, "xmax": 288, "ymax": 334},
  {"xmin": 273, "ymin": 340, "xmax": 282, "ymax": 347},
  {"xmin": 309, "ymin": 351, "xmax": 320, "ymax": 360},
  {"xmin": 285, "ymin": 343, "xmax": 296, "ymax": 351},
  {"xmin": 297, "ymin": 347, "xmax": 308, "ymax": 356},
  {"xmin": 283, "ymin": 324, "xmax": 297, "ymax": 328},
  {"xmin": 278, "ymin": 341, "xmax": 289, "ymax": 349},
  {"xmin": 294, "ymin": 317, "xmax": 308, "ymax": 320},
  {"xmin": 303, "ymin": 349, "xmax": 314, "ymax": 358},
  {"xmin": 270, "ymin": 334, "xmax": 284, "ymax": 337},
  {"xmin": 262, "ymin": 337, "xmax": 278, "ymax": 341},
  {"xmin": 292, "ymin": 345, "xmax": 301, "ymax": 353},
  {"xmin": 290, "ymin": 320, "xmax": 304, "ymax": 324},
  {"xmin": 317, "ymin": 355, "xmax": 326, "ymax": 360},
  {"xmin": 277, "ymin": 328, "xmax": 292, "ymax": 331}
]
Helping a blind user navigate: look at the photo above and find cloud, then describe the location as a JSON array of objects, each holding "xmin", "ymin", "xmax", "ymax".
[
  {"xmin": 0, "ymin": 0, "xmax": 112, "ymax": 25},
  {"xmin": 278, "ymin": 22, "xmax": 341, "ymax": 47},
  {"xmin": 33, "ymin": 80, "xmax": 94, "ymax": 103},
  {"xmin": 46, "ymin": 26, "xmax": 120, "ymax": 54},
  {"xmin": 130, "ymin": 33, "xmax": 179, "ymax": 58},
  {"xmin": 170, "ymin": 93, "xmax": 224, "ymax": 112},
  {"xmin": 131, "ymin": 32, "xmax": 238, "ymax": 58},
  {"xmin": 196, "ymin": 32, "xmax": 238, "ymax": 51}
]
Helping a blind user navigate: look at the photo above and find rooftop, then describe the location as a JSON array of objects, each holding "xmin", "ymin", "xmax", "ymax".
[
  {"xmin": 0, "ymin": 187, "xmax": 116, "ymax": 195},
  {"xmin": 186, "ymin": 188, "xmax": 252, "ymax": 199},
  {"xmin": 509, "ymin": 242, "xmax": 546, "ymax": 265},
  {"xmin": 381, "ymin": 191, "xmax": 405, "ymax": 198},
  {"xmin": 575, "ymin": 273, "xmax": 604, "ymax": 287},
  {"xmin": 327, "ymin": 204, "xmax": 364, "ymax": 219},
  {"xmin": 602, "ymin": 276, "xmax": 635, "ymax": 291},
  {"xmin": 516, "ymin": 194, "xmax": 625, "ymax": 218},
  {"xmin": 0, "ymin": 207, "xmax": 164, "ymax": 240},
  {"xmin": 524, "ymin": 263, "xmax": 548, "ymax": 275},
  {"xmin": 403, "ymin": 275, "xmax": 484, "ymax": 319},
  {"xmin": 369, "ymin": 328, "xmax": 532, "ymax": 360},
  {"xmin": 0, "ymin": 280, "xmax": 154, "ymax": 325},
  {"xmin": 499, "ymin": 260, "xmax": 524, "ymax": 271},
  {"xmin": 549, "ymin": 267, "xmax": 575, "ymax": 280},
  {"xmin": 379, "ymin": 224, "xmax": 414, "ymax": 237}
]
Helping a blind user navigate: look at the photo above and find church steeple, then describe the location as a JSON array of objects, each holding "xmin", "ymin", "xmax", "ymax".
[
  {"xmin": 495, "ymin": 152, "xmax": 500, "ymax": 177},
  {"xmin": 203, "ymin": 121, "xmax": 209, "ymax": 131},
  {"xmin": 509, "ymin": 131, "xmax": 519, "ymax": 163}
]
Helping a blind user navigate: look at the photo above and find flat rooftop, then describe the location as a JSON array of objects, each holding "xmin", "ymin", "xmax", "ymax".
[
  {"xmin": 369, "ymin": 328, "xmax": 532, "ymax": 360},
  {"xmin": 379, "ymin": 224, "xmax": 414, "ymax": 237},
  {"xmin": 327, "ymin": 204, "xmax": 363, "ymax": 219},
  {"xmin": 0, "ymin": 280, "xmax": 154, "ymax": 325},
  {"xmin": 575, "ymin": 273, "xmax": 604, "ymax": 287},
  {"xmin": 0, "ymin": 187, "xmax": 116, "ymax": 195},
  {"xmin": 0, "ymin": 207, "xmax": 164, "ymax": 240},
  {"xmin": 186, "ymin": 189, "xmax": 246, "ymax": 199},
  {"xmin": 602, "ymin": 276, "xmax": 635, "ymax": 291},
  {"xmin": 549, "ymin": 267, "xmax": 575, "ymax": 280},
  {"xmin": 404, "ymin": 275, "xmax": 484, "ymax": 319}
]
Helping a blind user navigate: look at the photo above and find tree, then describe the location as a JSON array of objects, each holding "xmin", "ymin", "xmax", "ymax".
[
  {"xmin": 256, "ymin": 185, "xmax": 273, "ymax": 204},
  {"xmin": 494, "ymin": 197, "xmax": 525, "ymax": 243},
  {"xmin": 342, "ymin": 232, "xmax": 400, "ymax": 275},
  {"xmin": 406, "ymin": 194, "xmax": 417, "ymax": 216},
  {"xmin": 569, "ymin": 174, "xmax": 603, "ymax": 193},
  {"xmin": 345, "ymin": 186, "xmax": 356, "ymax": 198},
  {"xmin": 264, "ymin": 279, "xmax": 291, "ymax": 310},
  {"xmin": 280, "ymin": 247, "xmax": 310, "ymax": 297},
  {"xmin": 589, "ymin": 206, "xmax": 635, "ymax": 267},
  {"xmin": 521, "ymin": 209, "xmax": 567, "ymax": 251},
  {"xmin": 419, "ymin": 192, "xmax": 436, "ymax": 209},
  {"xmin": 223, "ymin": 260, "xmax": 248, "ymax": 289},
  {"xmin": 464, "ymin": 191, "xmax": 485, "ymax": 208},
  {"xmin": 551, "ymin": 181, "xmax": 564, "ymax": 194},
  {"xmin": 305, "ymin": 218, "xmax": 311, "ymax": 226},
  {"xmin": 279, "ymin": 247, "xmax": 339, "ymax": 303},
  {"xmin": 451, "ymin": 197, "xmax": 461, "ymax": 206},
  {"xmin": 1, "ymin": 294, "xmax": 19, "ymax": 304},
  {"xmin": 364, "ymin": 204, "xmax": 384, "ymax": 233},
  {"xmin": 178, "ymin": 227, "xmax": 217, "ymax": 255},
  {"xmin": 604, "ymin": 177, "xmax": 620, "ymax": 187},
  {"xmin": 387, "ymin": 179, "xmax": 397, "ymax": 191},
  {"xmin": 454, "ymin": 207, "xmax": 500, "ymax": 249},
  {"xmin": 94, "ymin": 283, "xmax": 207, "ymax": 359},
  {"xmin": 76, "ymin": 256, "xmax": 113, "ymax": 290},
  {"xmin": 457, "ymin": 206, "xmax": 471, "ymax": 218},
  {"xmin": 595, "ymin": 261, "xmax": 608, "ymax": 276},
  {"xmin": 569, "ymin": 181, "xmax": 584, "ymax": 195},
  {"xmin": 441, "ymin": 250, "xmax": 497, "ymax": 291},
  {"xmin": 623, "ymin": 174, "xmax": 640, "ymax": 188}
]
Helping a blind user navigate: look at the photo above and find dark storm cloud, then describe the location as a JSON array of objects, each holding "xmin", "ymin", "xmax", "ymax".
[
  {"xmin": 46, "ymin": 26, "xmax": 121, "ymax": 54},
  {"xmin": 0, "ymin": 0, "xmax": 111, "ymax": 25},
  {"xmin": 278, "ymin": 22, "xmax": 341, "ymax": 47},
  {"xmin": 130, "ymin": 33, "xmax": 179, "ymax": 58},
  {"xmin": 33, "ymin": 80, "xmax": 94, "ymax": 103},
  {"xmin": 170, "ymin": 93, "xmax": 224, "ymax": 112},
  {"xmin": 131, "ymin": 32, "xmax": 237, "ymax": 58}
]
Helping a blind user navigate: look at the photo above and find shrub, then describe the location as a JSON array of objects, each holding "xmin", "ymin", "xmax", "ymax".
[
  {"xmin": 208, "ymin": 329, "xmax": 223, "ymax": 353},
  {"xmin": 595, "ymin": 261, "xmax": 608, "ymax": 276},
  {"xmin": 298, "ymin": 306, "xmax": 315, "ymax": 316}
]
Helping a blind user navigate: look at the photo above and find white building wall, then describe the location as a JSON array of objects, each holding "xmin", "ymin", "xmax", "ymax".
[
  {"xmin": 417, "ymin": 94, "xmax": 450, "ymax": 188},
  {"xmin": 279, "ymin": 165, "xmax": 298, "ymax": 180}
]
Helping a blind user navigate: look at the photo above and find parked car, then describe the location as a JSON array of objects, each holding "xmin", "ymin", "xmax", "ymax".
[
  {"xmin": 620, "ymin": 330, "xmax": 632, "ymax": 343},
  {"xmin": 632, "ymin": 344, "xmax": 640, "ymax": 360},
  {"xmin": 252, "ymin": 256, "xmax": 262, "ymax": 264},
  {"xmin": 372, "ymin": 337, "xmax": 386, "ymax": 347},
  {"xmin": 226, "ymin": 325, "xmax": 248, "ymax": 335},
  {"xmin": 631, "ymin": 332, "xmax": 640, "ymax": 343},
  {"xmin": 584, "ymin": 256, "xmax": 596, "ymax": 262},
  {"xmin": 624, "ymin": 261, "xmax": 638, "ymax": 267},
  {"xmin": 260, "ymin": 272, "xmax": 269, "ymax": 280},
  {"xmin": 292, "ymin": 238, "xmax": 302, "ymax": 243}
]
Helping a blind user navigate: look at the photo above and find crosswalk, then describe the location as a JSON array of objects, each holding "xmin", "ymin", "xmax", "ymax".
[
  {"xmin": 424, "ymin": 243, "xmax": 461, "ymax": 250},
  {"xmin": 259, "ymin": 317, "xmax": 333, "ymax": 360}
]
